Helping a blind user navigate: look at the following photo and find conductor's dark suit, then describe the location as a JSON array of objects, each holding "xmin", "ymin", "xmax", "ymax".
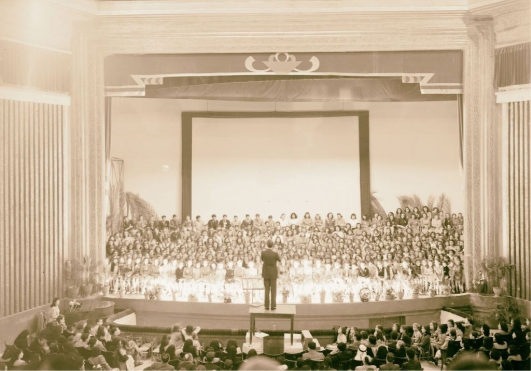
[{"xmin": 261, "ymin": 247, "xmax": 281, "ymax": 309}]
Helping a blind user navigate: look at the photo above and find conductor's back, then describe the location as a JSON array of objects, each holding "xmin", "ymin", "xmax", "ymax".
[{"xmin": 261, "ymin": 248, "xmax": 280, "ymax": 279}]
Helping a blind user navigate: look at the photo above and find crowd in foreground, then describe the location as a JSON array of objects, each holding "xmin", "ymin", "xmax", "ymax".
[
  {"xmin": 106, "ymin": 208, "xmax": 466, "ymax": 298},
  {"xmin": 1, "ymin": 297, "xmax": 530, "ymax": 371}
]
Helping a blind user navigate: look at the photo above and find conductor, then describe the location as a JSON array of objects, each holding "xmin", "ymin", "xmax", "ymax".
[{"xmin": 261, "ymin": 240, "xmax": 281, "ymax": 310}]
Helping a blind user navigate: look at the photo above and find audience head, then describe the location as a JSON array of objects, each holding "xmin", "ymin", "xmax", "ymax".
[
  {"xmin": 308, "ymin": 341, "xmax": 316, "ymax": 350},
  {"xmin": 499, "ymin": 322, "xmax": 509, "ymax": 333},
  {"xmin": 490, "ymin": 349, "xmax": 501, "ymax": 361},
  {"xmin": 390, "ymin": 331, "xmax": 398, "ymax": 341},
  {"xmin": 247, "ymin": 349, "xmax": 258, "ymax": 359},
  {"xmin": 406, "ymin": 348, "xmax": 416, "ymax": 360},
  {"xmin": 206, "ymin": 351, "xmax": 215, "ymax": 362},
  {"xmin": 171, "ymin": 323, "xmax": 182, "ymax": 333},
  {"xmin": 448, "ymin": 353, "xmax": 494, "ymax": 370},
  {"xmin": 337, "ymin": 342, "xmax": 347, "ymax": 352},
  {"xmin": 51, "ymin": 297, "xmax": 60, "ymax": 308},
  {"xmin": 386, "ymin": 352, "xmax": 394, "ymax": 364},
  {"xmin": 482, "ymin": 324, "xmax": 491, "ymax": 337},
  {"xmin": 224, "ymin": 359, "xmax": 233, "ymax": 370}
]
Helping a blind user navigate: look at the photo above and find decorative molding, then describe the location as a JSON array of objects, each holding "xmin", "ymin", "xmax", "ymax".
[
  {"xmin": 106, "ymin": 72, "xmax": 463, "ymax": 97},
  {"xmin": 245, "ymin": 53, "xmax": 320, "ymax": 74},
  {"xmin": 496, "ymin": 87, "xmax": 531, "ymax": 103},
  {"xmin": 0, "ymin": 37, "xmax": 73, "ymax": 55},
  {"xmin": 0, "ymin": 85, "xmax": 71, "ymax": 106}
]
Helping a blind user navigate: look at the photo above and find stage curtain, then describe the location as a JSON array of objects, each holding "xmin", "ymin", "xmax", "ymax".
[
  {"xmin": 495, "ymin": 43, "xmax": 531, "ymax": 88},
  {"xmin": 146, "ymin": 78, "xmax": 456, "ymax": 102}
]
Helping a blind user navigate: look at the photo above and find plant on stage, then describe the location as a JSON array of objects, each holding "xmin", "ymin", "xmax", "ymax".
[
  {"xmin": 359, "ymin": 287, "xmax": 371, "ymax": 302},
  {"xmin": 411, "ymin": 282, "xmax": 423, "ymax": 294},
  {"xmin": 385, "ymin": 287, "xmax": 396, "ymax": 300},
  {"xmin": 223, "ymin": 292, "xmax": 232, "ymax": 303},
  {"xmin": 64, "ymin": 260, "xmax": 84, "ymax": 298},
  {"xmin": 125, "ymin": 192, "xmax": 158, "ymax": 226},
  {"xmin": 300, "ymin": 293, "xmax": 312, "ymax": 304},
  {"xmin": 332, "ymin": 290, "xmax": 345, "ymax": 303},
  {"xmin": 281, "ymin": 287, "xmax": 290, "ymax": 296},
  {"xmin": 472, "ymin": 278, "xmax": 486, "ymax": 294},
  {"xmin": 479, "ymin": 257, "xmax": 513, "ymax": 294},
  {"xmin": 148, "ymin": 285, "xmax": 163, "ymax": 300},
  {"xmin": 371, "ymin": 192, "xmax": 387, "ymax": 219},
  {"xmin": 67, "ymin": 299, "xmax": 82, "ymax": 312}
]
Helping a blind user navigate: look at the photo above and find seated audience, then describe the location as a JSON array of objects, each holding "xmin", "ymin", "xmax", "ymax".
[
  {"xmin": 302, "ymin": 341, "xmax": 324, "ymax": 361},
  {"xmin": 402, "ymin": 348, "xmax": 422, "ymax": 370},
  {"xmin": 379, "ymin": 353, "xmax": 400, "ymax": 370},
  {"xmin": 354, "ymin": 356, "xmax": 376, "ymax": 371}
]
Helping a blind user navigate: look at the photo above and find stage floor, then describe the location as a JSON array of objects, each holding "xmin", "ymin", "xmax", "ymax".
[{"xmin": 103, "ymin": 293, "xmax": 470, "ymax": 330}]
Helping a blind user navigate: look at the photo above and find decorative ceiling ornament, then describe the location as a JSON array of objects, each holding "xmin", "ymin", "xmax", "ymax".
[{"xmin": 245, "ymin": 52, "xmax": 320, "ymax": 75}]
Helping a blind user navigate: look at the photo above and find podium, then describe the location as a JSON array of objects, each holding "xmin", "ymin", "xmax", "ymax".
[{"xmin": 249, "ymin": 305, "xmax": 296, "ymax": 345}]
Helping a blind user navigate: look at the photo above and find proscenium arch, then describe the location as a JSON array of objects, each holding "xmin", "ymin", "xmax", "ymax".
[{"xmin": 70, "ymin": 13, "xmax": 499, "ymax": 294}]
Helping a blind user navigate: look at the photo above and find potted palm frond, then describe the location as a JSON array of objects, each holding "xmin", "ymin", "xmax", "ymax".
[
  {"xmin": 80, "ymin": 256, "xmax": 94, "ymax": 297},
  {"xmin": 411, "ymin": 283, "xmax": 422, "ymax": 299},
  {"xmin": 385, "ymin": 288, "xmax": 396, "ymax": 301},
  {"xmin": 479, "ymin": 257, "xmax": 512, "ymax": 296},
  {"xmin": 65, "ymin": 260, "xmax": 83, "ymax": 299}
]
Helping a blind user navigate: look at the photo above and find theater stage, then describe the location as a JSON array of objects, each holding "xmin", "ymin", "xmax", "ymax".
[{"xmin": 103, "ymin": 294, "xmax": 470, "ymax": 330}]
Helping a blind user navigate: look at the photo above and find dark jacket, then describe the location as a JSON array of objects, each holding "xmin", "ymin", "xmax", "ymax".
[
  {"xmin": 401, "ymin": 359, "xmax": 422, "ymax": 370},
  {"xmin": 261, "ymin": 249, "xmax": 280, "ymax": 279}
]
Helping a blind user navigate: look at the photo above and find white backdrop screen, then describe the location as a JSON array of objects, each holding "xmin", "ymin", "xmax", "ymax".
[{"xmin": 191, "ymin": 116, "xmax": 361, "ymax": 220}]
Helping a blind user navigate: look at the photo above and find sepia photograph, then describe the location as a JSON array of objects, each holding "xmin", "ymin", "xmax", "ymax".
[{"xmin": 0, "ymin": 0, "xmax": 530, "ymax": 370}]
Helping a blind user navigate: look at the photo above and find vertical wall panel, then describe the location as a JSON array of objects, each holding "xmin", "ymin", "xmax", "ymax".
[
  {"xmin": 505, "ymin": 100, "xmax": 531, "ymax": 301},
  {"xmin": 0, "ymin": 99, "xmax": 67, "ymax": 317}
]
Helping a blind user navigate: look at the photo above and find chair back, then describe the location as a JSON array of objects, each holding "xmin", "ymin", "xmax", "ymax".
[
  {"xmin": 284, "ymin": 351, "xmax": 304, "ymax": 360},
  {"xmin": 337, "ymin": 359, "xmax": 351, "ymax": 371},
  {"xmin": 351, "ymin": 359, "xmax": 363, "ymax": 369},
  {"xmin": 393, "ymin": 356, "xmax": 407, "ymax": 366},
  {"xmin": 447, "ymin": 341, "xmax": 462, "ymax": 358},
  {"xmin": 511, "ymin": 360, "xmax": 523, "ymax": 370},
  {"xmin": 307, "ymin": 359, "xmax": 324, "ymax": 370},
  {"xmin": 469, "ymin": 339, "xmax": 482, "ymax": 350},
  {"xmin": 372, "ymin": 357, "xmax": 386, "ymax": 367}
]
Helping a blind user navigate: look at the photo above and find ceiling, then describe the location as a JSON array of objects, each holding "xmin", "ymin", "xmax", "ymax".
[{"xmin": 49, "ymin": 0, "xmax": 510, "ymax": 16}]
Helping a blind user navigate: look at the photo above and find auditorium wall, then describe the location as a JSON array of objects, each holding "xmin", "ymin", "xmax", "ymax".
[
  {"xmin": 111, "ymin": 98, "xmax": 463, "ymax": 219},
  {"xmin": 0, "ymin": 99, "xmax": 68, "ymax": 318}
]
